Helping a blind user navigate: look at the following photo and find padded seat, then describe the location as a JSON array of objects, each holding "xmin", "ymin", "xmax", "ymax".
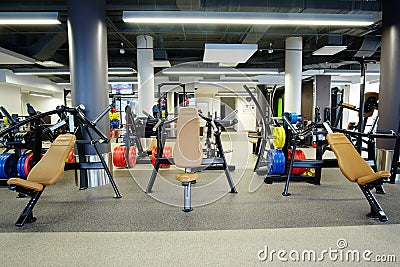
[
  {"xmin": 326, "ymin": 133, "xmax": 390, "ymax": 184},
  {"xmin": 326, "ymin": 133, "xmax": 390, "ymax": 221},
  {"xmin": 8, "ymin": 134, "xmax": 76, "ymax": 227},
  {"xmin": 173, "ymin": 107, "xmax": 202, "ymax": 212},
  {"xmin": 176, "ymin": 172, "xmax": 199, "ymax": 183}
]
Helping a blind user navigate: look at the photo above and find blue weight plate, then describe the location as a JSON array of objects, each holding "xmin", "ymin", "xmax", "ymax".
[
  {"xmin": 280, "ymin": 150, "xmax": 285, "ymax": 174},
  {"xmin": 276, "ymin": 150, "xmax": 284, "ymax": 175},
  {"xmin": 0, "ymin": 154, "xmax": 4, "ymax": 178},
  {"xmin": 269, "ymin": 150, "xmax": 276, "ymax": 175},
  {"xmin": 272, "ymin": 150, "xmax": 279, "ymax": 174},
  {"xmin": 4, "ymin": 154, "xmax": 18, "ymax": 178},
  {"xmin": 0, "ymin": 154, "xmax": 7, "ymax": 178},
  {"xmin": 17, "ymin": 154, "xmax": 27, "ymax": 178},
  {"xmin": 290, "ymin": 112, "xmax": 298, "ymax": 124},
  {"xmin": 267, "ymin": 150, "xmax": 274, "ymax": 174},
  {"xmin": 1, "ymin": 153, "xmax": 12, "ymax": 178},
  {"xmin": 272, "ymin": 150, "xmax": 280, "ymax": 174},
  {"xmin": 281, "ymin": 150, "xmax": 286, "ymax": 174},
  {"xmin": 17, "ymin": 155, "xmax": 23, "ymax": 177}
]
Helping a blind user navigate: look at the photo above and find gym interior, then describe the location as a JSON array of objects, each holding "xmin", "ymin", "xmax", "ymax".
[{"xmin": 0, "ymin": 1, "xmax": 399, "ymax": 266}]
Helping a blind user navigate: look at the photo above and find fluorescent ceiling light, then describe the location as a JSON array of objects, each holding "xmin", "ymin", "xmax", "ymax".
[
  {"xmin": 29, "ymin": 91, "xmax": 52, "ymax": 98},
  {"xmin": 331, "ymin": 81, "xmax": 352, "ymax": 85},
  {"xmin": 162, "ymin": 68, "xmax": 278, "ymax": 75},
  {"xmin": 15, "ymin": 68, "xmax": 136, "ymax": 76},
  {"xmin": 57, "ymin": 81, "xmax": 139, "ymax": 85},
  {"xmin": 108, "ymin": 67, "xmax": 136, "ymax": 75},
  {"xmin": 109, "ymin": 81, "xmax": 138, "ymax": 85},
  {"xmin": 203, "ymin": 43, "xmax": 258, "ymax": 67},
  {"xmin": 0, "ymin": 12, "xmax": 60, "ymax": 25},
  {"xmin": 36, "ymin": 60, "xmax": 64, "ymax": 67},
  {"xmin": 324, "ymin": 69, "xmax": 380, "ymax": 76},
  {"xmin": 123, "ymin": 11, "xmax": 374, "ymax": 26},
  {"xmin": 313, "ymin": 46, "xmax": 347, "ymax": 56},
  {"xmin": 151, "ymin": 60, "xmax": 171, "ymax": 68},
  {"xmin": 215, "ymin": 91, "xmax": 256, "ymax": 97},
  {"xmin": 198, "ymin": 80, "xmax": 258, "ymax": 84},
  {"xmin": 15, "ymin": 69, "xmax": 70, "ymax": 75}
]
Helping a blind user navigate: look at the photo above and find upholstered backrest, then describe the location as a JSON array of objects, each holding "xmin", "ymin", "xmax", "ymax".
[
  {"xmin": 326, "ymin": 133, "xmax": 373, "ymax": 182},
  {"xmin": 28, "ymin": 134, "xmax": 76, "ymax": 185},
  {"xmin": 173, "ymin": 107, "xmax": 202, "ymax": 168}
]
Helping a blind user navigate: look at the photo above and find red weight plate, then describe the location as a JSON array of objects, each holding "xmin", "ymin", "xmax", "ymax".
[{"xmin": 129, "ymin": 146, "xmax": 137, "ymax": 167}]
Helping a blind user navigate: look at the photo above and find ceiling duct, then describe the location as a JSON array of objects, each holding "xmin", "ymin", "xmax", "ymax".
[
  {"xmin": 316, "ymin": 34, "xmax": 343, "ymax": 48},
  {"xmin": 353, "ymin": 35, "xmax": 381, "ymax": 58},
  {"xmin": 176, "ymin": 0, "xmax": 201, "ymax": 11},
  {"xmin": 153, "ymin": 38, "xmax": 168, "ymax": 60},
  {"xmin": 32, "ymin": 32, "xmax": 67, "ymax": 61}
]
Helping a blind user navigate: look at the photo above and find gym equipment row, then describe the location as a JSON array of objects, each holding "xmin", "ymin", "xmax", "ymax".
[
  {"xmin": 243, "ymin": 84, "xmax": 399, "ymax": 220},
  {"xmin": 1, "ymin": 104, "xmax": 124, "ymax": 226},
  {"xmin": 0, "ymin": 105, "xmax": 122, "ymax": 196}
]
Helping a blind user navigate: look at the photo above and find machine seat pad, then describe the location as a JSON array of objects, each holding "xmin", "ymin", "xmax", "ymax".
[
  {"xmin": 326, "ymin": 133, "xmax": 390, "ymax": 185},
  {"xmin": 176, "ymin": 173, "xmax": 199, "ymax": 183},
  {"xmin": 7, "ymin": 134, "xmax": 76, "ymax": 189},
  {"xmin": 7, "ymin": 178, "xmax": 43, "ymax": 192},
  {"xmin": 358, "ymin": 171, "xmax": 391, "ymax": 185}
]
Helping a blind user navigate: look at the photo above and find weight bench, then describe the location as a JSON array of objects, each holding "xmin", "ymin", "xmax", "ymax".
[
  {"xmin": 173, "ymin": 107, "xmax": 202, "ymax": 212},
  {"xmin": 326, "ymin": 133, "xmax": 391, "ymax": 221},
  {"xmin": 7, "ymin": 134, "xmax": 76, "ymax": 227}
]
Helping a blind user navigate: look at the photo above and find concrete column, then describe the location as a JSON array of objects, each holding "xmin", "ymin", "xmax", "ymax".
[
  {"xmin": 315, "ymin": 75, "xmax": 331, "ymax": 121},
  {"xmin": 378, "ymin": 0, "xmax": 400, "ymax": 149},
  {"xmin": 67, "ymin": 0, "xmax": 109, "ymax": 154},
  {"xmin": 137, "ymin": 35, "xmax": 155, "ymax": 117},
  {"xmin": 284, "ymin": 37, "xmax": 302, "ymax": 114}
]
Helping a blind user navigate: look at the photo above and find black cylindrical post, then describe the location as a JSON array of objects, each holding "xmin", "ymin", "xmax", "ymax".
[
  {"xmin": 378, "ymin": 0, "xmax": 400, "ymax": 149},
  {"xmin": 67, "ymin": 0, "xmax": 109, "ymax": 155},
  {"xmin": 357, "ymin": 60, "xmax": 366, "ymax": 153}
]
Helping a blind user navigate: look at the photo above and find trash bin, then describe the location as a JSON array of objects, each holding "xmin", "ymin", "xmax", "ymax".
[{"xmin": 75, "ymin": 152, "xmax": 112, "ymax": 187}]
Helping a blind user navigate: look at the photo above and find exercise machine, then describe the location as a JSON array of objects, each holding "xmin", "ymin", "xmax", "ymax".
[
  {"xmin": 0, "ymin": 105, "xmax": 121, "ymax": 198},
  {"xmin": 8, "ymin": 134, "xmax": 76, "ymax": 226},
  {"xmin": 145, "ymin": 110, "xmax": 237, "ymax": 194}
]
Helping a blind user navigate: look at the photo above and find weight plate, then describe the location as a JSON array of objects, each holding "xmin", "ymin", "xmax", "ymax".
[
  {"xmin": 129, "ymin": 146, "xmax": 137, "ymax": 167},
  {"xmin": 24, "ymin": 153, "xmax": 34, "ymax": 177},
  {"xmin": 268, "ymin": 150, "xmax": 276, "ymax": 175},
  {"xmin": 277, "ymin": 149, "xmax": 285, "ymax": 175},
  {"xmin": 2, "ymin": 153, "xmax": 18, "ymax": 178},
  {"xmin": 0, "ymin": 153, "xmax": 12, "ymax": 178},
  {"xmin": 0, "ymin": 154, "xmax": 6, "ymax": 178},
  {"xmin": 272, "ymin": 127, "xmax": 286, "ymax": 149},
  {"xmin": 17, "ymin": 154, "xmax": 28, "ymax": 178},
  {"xmin": 289, "ymin": 112, "xmax": 298, "ymax": 124}
]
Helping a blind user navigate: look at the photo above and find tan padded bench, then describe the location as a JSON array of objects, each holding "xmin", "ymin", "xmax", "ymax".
[
  {"xmin": 326, "ymin": 133, "xmax": 390, "ymax": 221},
  {"xmin": 173, "ymin": 107, "xmax": 202, "ymax": 212},
  {"xmin": 8, "ymin": 134, "xmax": 76, "ymax": 226}
]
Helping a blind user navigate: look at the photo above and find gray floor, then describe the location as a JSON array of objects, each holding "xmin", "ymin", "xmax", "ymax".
[{"xmin": 0, "ymin": 135, "xmax": 399, "ymax": 266}]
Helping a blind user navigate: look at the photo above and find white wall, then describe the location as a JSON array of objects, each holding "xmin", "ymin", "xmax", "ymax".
[
  {"xmin": 21, "ymin": 93, "xmax": 64, "ymax": 123},
  {"xmin": 235, "ymin": 96, "xmax": 256, "ymax": 131},
  {"xmin": 0, "ymin": 82, "xmax": 64, "ymax": 124},
  {"xmin": 0, "ymin": 84, "xmax": 23, "ymax": 115}
]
